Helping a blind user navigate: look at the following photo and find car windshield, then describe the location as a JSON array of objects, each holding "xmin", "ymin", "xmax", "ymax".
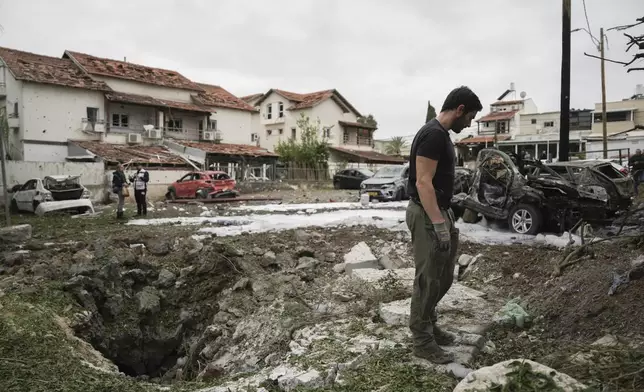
[
  {"xmin": 357, "ymin": 169, "xmax": 374, "ymax": 177},
  {"xmin": 373, "ymin": 166, "xmax": 403, "ymax": 178}
]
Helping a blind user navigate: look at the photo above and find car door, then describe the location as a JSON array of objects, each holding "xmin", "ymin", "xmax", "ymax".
[
  {"xmin": 213, "ymin": 173, "xmax": 235, "ymax": 191},
  {"xmin": 335, "ymin": 170, "xmax": 349, "ymax": 189},
  {"xmin": 175, "ymin": 173, "xmax": 195, "ymax": 198},
  {"xmin": 16, "ymin": 180, "xmax": 38, "ymax": 211},
  {"xmin": 346, "ymin": 170, "xmax": 360, "ymax": 189},
  {"xmin": 462, "ymin": 150, "xmax": 515, "ymax": 219}
]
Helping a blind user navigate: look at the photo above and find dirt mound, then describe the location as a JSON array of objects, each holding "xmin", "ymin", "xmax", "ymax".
[{"xmin": 461, "ymin": 236, "xmax": 644, "ymax": 343}]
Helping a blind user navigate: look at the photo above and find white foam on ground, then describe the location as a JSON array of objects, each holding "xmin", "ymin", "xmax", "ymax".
[
  {"xmin": 230, "ymin": 201, "xmax": 409, "ymax": 212},
  {"xmin": 128, "ymin": 209, "xmax": 580, "ymax": 248}
]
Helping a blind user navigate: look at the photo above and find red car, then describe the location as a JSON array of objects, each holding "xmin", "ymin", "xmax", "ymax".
[{"xmin": 166, "ymin": 171, "xmax": 238, "ymax": 200}]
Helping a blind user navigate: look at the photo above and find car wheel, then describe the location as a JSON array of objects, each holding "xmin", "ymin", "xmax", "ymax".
[
  {"xmin": 166, "ymin": 190, "xmax": 176, "ymax": 201},
  {"xmin": 32, "ymin": 201, "xmax": 40, "ymax": 213},
  {"xmin": 333, "ymin": 181, "xmax": 340, "ymax": 189},
  {"xmin": 196, "ymin": 189, "xmax": 208, "ymax": 199},
  {"xmin": 508, "ymin": 204, "xmax": 542, "ymax": 235},
  {"xmin": 394, "ymin": 187, "xmax": 404, "ymax": 201},
  {"xmin": 10, "ymin": 199, "xmax": 19, "ymax": 214}
]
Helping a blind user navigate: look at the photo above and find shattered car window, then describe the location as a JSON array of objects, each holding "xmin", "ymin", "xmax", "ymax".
[{"xmin": 373, "ymin": 166, "xmax": 403, "ymax": 178}]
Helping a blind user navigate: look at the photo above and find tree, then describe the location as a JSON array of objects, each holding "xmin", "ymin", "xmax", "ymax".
[
  {"xmin": 385, "ymin": 136, "xmax": 407, "ymax": 156},
  {"xmin": 425, "ymin": 101, "xmax": 437, "ymax": 123},
  {"xmin": 357, "ymin": 114, "xmax": 377, "ymax": 128},
  {"xmin": 275, "ymin": 113, "xmax": 329, "ymax": 166},
  {"xmin": 592, "ymin": 16, "xmax": 644, "ymax": 73}
]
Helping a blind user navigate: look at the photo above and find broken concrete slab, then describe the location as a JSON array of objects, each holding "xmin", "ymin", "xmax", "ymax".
[
  {"xmin": 458, "ymin": 254, "xmax": 473, "ymax": 267},
  {"xmin": 379, "ymin": 283, "xmax": 494, "ymax": 336},
  {"xmin": 342, "ymin": 242, "xmax": 378, "ymax": 273},
  {"xmin": 350, "ymin": 268, "xmax": 415, "ymax": 287},
  {"xmin": 453, "ymin": 359, "xmax": 588, "ymax": 392},
  {"xmin": 0, "ymin": 224, "xmax": 32, "ymax": 244},
  {"xmin": 460, "ymin": 253, "xmax": 485, "ymax": 280}
]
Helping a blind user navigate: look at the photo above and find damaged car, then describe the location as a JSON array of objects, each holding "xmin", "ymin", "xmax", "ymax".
[
  {"xmin": 9, "ymin": 175, "xmax": 94, "ymax": 216},
  {"xmin": 360, "ymin": 164, "xmax": 409, "ymax": 202},
  {"xmin": 166, "ymin": 171, "xmax": 238, "ymax": 200},
  {"xmin": 452, "ymin": 149, "xmax": 614, "ymax": 235}
]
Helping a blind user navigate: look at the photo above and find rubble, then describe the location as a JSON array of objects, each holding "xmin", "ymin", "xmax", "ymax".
[
  {"xmin": 0, "ymin": 224, "xmax": 32, "ymax": 244},
  {"xmin": 341, "ymin": 242, "xmax": 379, "ymax": 273},
  {"xmin": 453, "ymin": 359, "xmax": 588, "ymax": 392}
]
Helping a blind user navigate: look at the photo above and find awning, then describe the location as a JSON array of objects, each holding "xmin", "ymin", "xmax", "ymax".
[
  {"xmin": 455, "ymin": 135, "xmax": 511, "ymax": 145},
  {"xmin": 105, "ymin": 91, "xmax": 211, "ymax": 113},
  {"xmin": 329, "ymin": 147, "xmax": 405, "ymax": 164}
]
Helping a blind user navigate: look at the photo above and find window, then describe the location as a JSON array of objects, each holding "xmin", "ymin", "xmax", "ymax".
[
  {"xmin": 278, "ymin": 102, "xmax": 284, "ymax": 118},
  {"xmin": 86, "ymin": 107, "xmax": 99, "ymax": 123},
  {"xmin": 167, "ymin": 119, "xmax": 183, "ymax": 131},
  {"xmin": 13, "ymin": 102, "xmax": 19, "ymax": 117},
  {"xmin": 531, "ymin": 119, "xmax": 537, "ymax": 124},
  {"xmin": 278, "ymin": 128, "xmax": 283, "ymax": 135},
  {"xmin": 544, "ymin": 121, "xmax": 554, "ymax": 127},
  {"xmin": 495, "ymin": 121, "xmax": 507, "ymax": 133},
  {"xmin": 20, "ymin": 180, "xmax": 37, "ymax": 191},
  {"xmin": 594, "ymin": 110, "xmax": 631, "ymax": 123},
  {"xmin": 209, "ymin": 119, "xmax": 217, "ymax": 130},
  {"xmin": 251, "ymin": 133, "xmax": 259, "ymax": 142},
  {"xmin": 112, "ymin": 113, "xmax": 129, "ymax": 128},
  {"xmin": 266, "ymin": 103, "xmax": 272, "ymax": 120},
  {"xmin": 267, "ymin": 129, "xmax": 272, "ymax": 136},
  {"xmin": 198, "ymin": 120, "xmax": 204, "ymax": 131},
  {"xmin": 291, "ymin": 128, "xmax": 296, "ymax": 139}
]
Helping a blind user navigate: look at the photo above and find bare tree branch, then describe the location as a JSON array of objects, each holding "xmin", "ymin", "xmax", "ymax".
[
  {"xmin": 609, "ymin": 16, "xmax": 644, "ymax": 31},
  {"xmin": 627, "ymin": 67, "xmax": 644, "ymax": 73},
  {"xmin": 583, "ymin": 52, "xmax": 629, "ymax": 65}
]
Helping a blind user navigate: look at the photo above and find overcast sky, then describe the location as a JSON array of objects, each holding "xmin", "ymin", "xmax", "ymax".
[{"xmin": 1, "ymin": 0, "xmax": 643, "ymax": 138}]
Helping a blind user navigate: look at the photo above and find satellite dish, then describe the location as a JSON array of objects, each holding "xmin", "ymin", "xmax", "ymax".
[{"xmin": 520, "ymin": 91, "xmax": 527, "ymax": 99}]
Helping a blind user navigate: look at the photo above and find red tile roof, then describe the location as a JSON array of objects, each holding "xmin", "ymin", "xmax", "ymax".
[
  {"xmin": 455, "ymin": 135, "xmax": 511, "ymax": 145},
  {"xmin": 255, "ymin": 89, "xmax": 363, "ymax": 116},
  {"xmin": 240, "ymin": 93, "xmax": 264, "ymax": 104},
  {"xmin": 477, "ymin": 110, "xmax": 518, "ymax": 122},
  {"xmin": 105, "ymin": 91, "xmax": 210, "ymax": 113},
  {"xmin": 490, "ymin": 99, "xmax": 524, "ymax": 106},
  {"xmin": 194, "ymin": 83, "xmax": 258, "ymax": 112},
  {"xmin": 329, "ymin": 147, "xmax": 405, "ymax": 164},
  {"xmin": 339, "ymin": 120, "xmax": 378, "ymax": 130},
  {"xmin": 64, "ymin": 50, "xmax": 203, "ymax": 92},
  {"xmin": 0, "ymin": 46, "xmax": 110, "ymax": 91},
  {"xmin": 70, "ymin": 140, "xmax": 187, "ymax": 165},
  {"xmin": 176, "ymin": 141, "xmax": 278, "ymax": 157}
]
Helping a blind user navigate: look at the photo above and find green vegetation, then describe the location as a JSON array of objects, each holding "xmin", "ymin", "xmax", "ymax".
[
  {"xmin": 275, "ymin": 114, "xmax": 329, "ymax": 167},
  {"xmin": 357, "ymin": 114, "xmax": 377, "ymax": 128},
  {"xmin": 384, "ymin": 136, "xmax": 407, "ymax": 156},
  {"xmin": 425, "ymin": 101, "xmax": 437, "ymax": 123}
]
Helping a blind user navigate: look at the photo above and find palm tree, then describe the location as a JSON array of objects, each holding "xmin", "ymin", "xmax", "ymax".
[{"xmin": 385, "ymin": 136, "xmax": 407, "ymax": 156}]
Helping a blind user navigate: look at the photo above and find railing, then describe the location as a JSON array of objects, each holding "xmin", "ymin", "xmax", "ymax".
[
  {"xmin": 571, "ymin": 148, "xmax": 631, "ymax": 164},
  {"xmin": 342, "ymin": 133, "xmax": 374, "ymax": 147}
]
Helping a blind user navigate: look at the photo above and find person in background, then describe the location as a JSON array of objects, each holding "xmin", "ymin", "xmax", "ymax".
[
  {"xmin": 628, "ymin": 149, "xmax": 644, "ymax": 196},
  {"xmin": 130, "ymin": 164, "xmax": 150, "ymax": 216},
  {"xmin": 112, "ymin": 164, "xmax": 128, "ymax": 219},
  {"xmin": 406, "ymin": 86, "xmax": 483, "ymax": 363}
]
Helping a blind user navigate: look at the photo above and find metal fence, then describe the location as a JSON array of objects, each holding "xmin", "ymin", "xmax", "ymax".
[{"xmin": 570, "ymin": 148, "xmax": 631, "ymax": 165}]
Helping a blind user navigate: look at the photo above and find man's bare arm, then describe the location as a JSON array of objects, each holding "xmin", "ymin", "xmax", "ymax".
[{"xmin": 416, "ymin": 156, "xmax": 445, "ymax": 224}]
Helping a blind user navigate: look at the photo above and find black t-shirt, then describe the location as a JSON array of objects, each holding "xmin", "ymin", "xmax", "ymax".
[{"xmin": 407, "ymin": 119, "xmax": 455, "ymax": 209}]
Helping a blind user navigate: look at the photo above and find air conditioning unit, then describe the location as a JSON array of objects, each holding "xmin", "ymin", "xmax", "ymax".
[
  {"xmin": 213, "ymin": 130, "xmax": 222, "ymax": 141},
  {"xmin": 202, "ymin": 131, "xmax": 215, "ymax": 141},
  {"xmin": 145, "ymin": 128, "xmax": 161, "ymax": 139},
  {"xmin": 127, "ymin": 133, "xmax": 142, "ymax": 144}
]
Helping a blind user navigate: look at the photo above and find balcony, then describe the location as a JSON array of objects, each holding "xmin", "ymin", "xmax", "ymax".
[
  {"xmin": 261, "ymin": 113, "xmax": 286, "ymax": 125},
  {"xmin": 81, "ymin": 118, "xmax": 106, "ymax": 133}
]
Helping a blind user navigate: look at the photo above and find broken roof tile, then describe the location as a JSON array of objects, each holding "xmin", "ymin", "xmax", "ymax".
[
  {"xmin": 194, "ymin": 83, "xmax": 258, "ymax": 112},
  {"xmin": 176, "ymin": 140, "xmax": 278, "ymax": 157},
  {"xmin": 70, "ymin": 140, "xmax": 187, "ymax": 165},
  {"xmin": 329, "ymin": 147, "xmax": 405, "ymax": 164},
  {"xmin": 477, "ymin": 110, "xmax": 519, "ymax": 122},
  {"xmin": 0, "ymin": 46, "xmax": 111, "ymax": 91},
  {"xmin": 65, "ymin": 50, "xmax": 203, "ymax": 92},
  {"xmin": 240, "ymin": 93, "xmax": 264, "ymax": 104},
  {"xmin": 105, "ymin": 91, "xmax": 211, "ymax": 113}
]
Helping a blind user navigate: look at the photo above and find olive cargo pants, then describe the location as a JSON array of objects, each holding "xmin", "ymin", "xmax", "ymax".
[{"xmin": 406, "ymin": 200, "xmax": 459, "ymax": 348}]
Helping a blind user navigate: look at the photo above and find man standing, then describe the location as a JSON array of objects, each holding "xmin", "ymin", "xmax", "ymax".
[
  {"xmin": 130, "ymin": 164, "xmax": 150, "ymax": 216},
  {"xmin": 406, "ymin": 86, "xmax": 482, "ymax": 363},
  {"xmin": 112, "ymin": 164, "xmax": 128, "ymax": 219},
  {"xmin": 629, "ymin": 149, "xmax": 644, "ymax": 196}
]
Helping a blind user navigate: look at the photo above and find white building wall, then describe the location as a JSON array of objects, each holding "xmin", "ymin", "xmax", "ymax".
[
  {"xmin": 257, "ymin": 92, "xmax": 300, "ymax": 152},
  {"xmin": 2, "ymin": 67, "xmax": 25, "ymax": 160},
  {"xmin": 519, "ymin": 112, "xmax": 560, "ymax": 136},
  {"xmin": 210, "ymin": 108, "xmax": 254, "ymax": 145},
  {"xmin": 20, "ymin": 82, "xmax": 106, "ymax": 161},
  {"xmin": 311, "ymin": 99, "xmax": 360, "ymax": 148},
  {"xmin": 93, "ymin": 76, "xmax": 196, "ymax": 103}
]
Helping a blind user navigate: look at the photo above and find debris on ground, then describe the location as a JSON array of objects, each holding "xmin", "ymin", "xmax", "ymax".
[{"xmin": 493, "ymin": 299, "xmax": 532, "ymax": 329}]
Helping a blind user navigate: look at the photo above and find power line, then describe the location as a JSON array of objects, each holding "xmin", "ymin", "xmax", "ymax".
[{"xmin": 581, "ymin": 0, "xmax": 601, "ymax": 49}]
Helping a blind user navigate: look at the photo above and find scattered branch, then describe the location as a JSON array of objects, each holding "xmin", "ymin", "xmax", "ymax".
[
  {"xmin": 583, "ymin": 52, "xmax": 629, "ymax": 65},
  {"xmin": 608, "ymin": 16, "xmax": 644, "ymax": 32},
  {"xmin": 628, "ymin": 67, "xmax": 644, "ymax": 73}
]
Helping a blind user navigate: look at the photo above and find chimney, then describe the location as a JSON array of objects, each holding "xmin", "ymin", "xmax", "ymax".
[
  {"xmin": 510, "ymin": 82, "xmax": 515, "ymax": 92},
  {"xmin": 124, "ymin": 57, "xmax": 127, "ymax": 62},
  {"xmin": 636, "ymin": 84, "xmax": 644, "ymax": 97}
]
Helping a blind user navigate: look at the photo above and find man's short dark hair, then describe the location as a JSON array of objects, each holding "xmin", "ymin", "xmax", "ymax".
[{"xmin": 440, "ymin": 86, "xmax": 483, "ymax": 113}]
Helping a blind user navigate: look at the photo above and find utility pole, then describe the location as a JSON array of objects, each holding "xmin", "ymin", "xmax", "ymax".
[
  {"xmin": 0, "ymin": 123, "xmax": 10, "ymax": 226},
  {"xmin": 559, "ymin": 0, "xmax": 572, "ymax": 161},
  {"xmin": 600, "ymin": 27, "xmax": 608, "ymax": 159}
]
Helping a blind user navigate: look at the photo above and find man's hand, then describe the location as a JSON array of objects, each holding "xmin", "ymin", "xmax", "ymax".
[{"xmin": 433, "ymin": 221, "xmax": 451, "ymax": 251}]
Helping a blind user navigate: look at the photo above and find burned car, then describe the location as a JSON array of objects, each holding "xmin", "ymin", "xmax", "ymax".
[
  {"xmin": 10, "ymin": 175, "xmax": 94, "ymax": 216},
  {"xmin": 452, "ymin": 149, "xmax": 612, "ymax": 235}
]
